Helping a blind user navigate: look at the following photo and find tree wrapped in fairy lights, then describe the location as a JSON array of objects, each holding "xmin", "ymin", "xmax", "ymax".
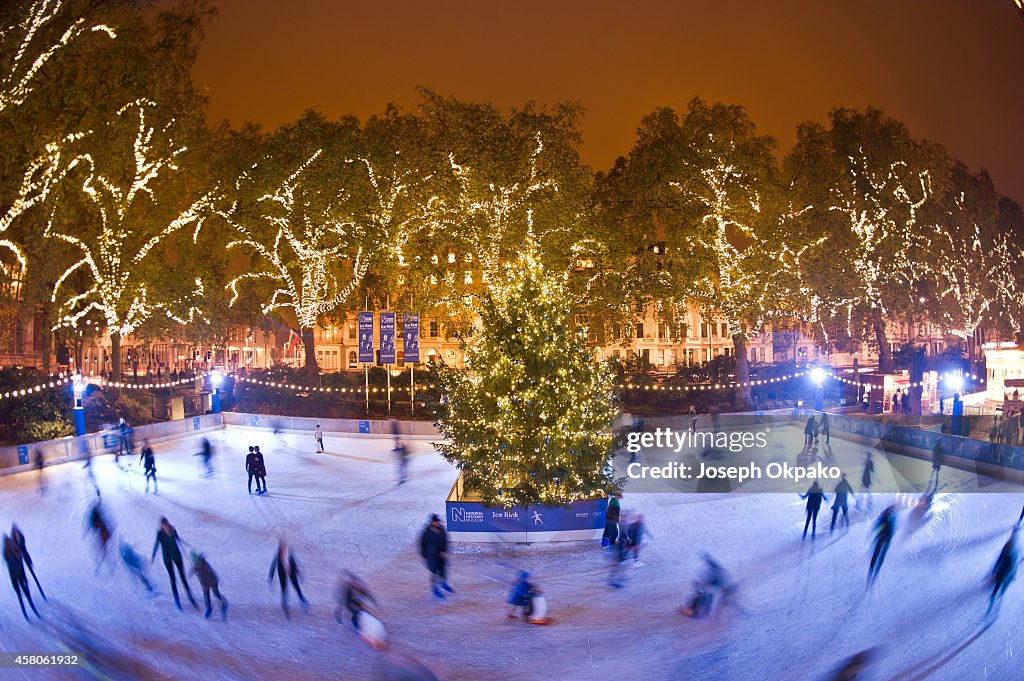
[{"xmin": 434, "ymin": 239, "xmax": 619, "ymax": 507}]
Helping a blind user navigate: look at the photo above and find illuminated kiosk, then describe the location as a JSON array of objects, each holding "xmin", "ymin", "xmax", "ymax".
[
  {"xmin": 445, "ymin": 473, "xmax": 608, "ymax": 543},
  {"xmin": 985, "ymin": 343, "xmax": 1024, "ymax": 409}
]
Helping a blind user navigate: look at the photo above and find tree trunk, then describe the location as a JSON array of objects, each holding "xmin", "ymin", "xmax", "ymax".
[
  {"xmin": 38, "ymin": 304, "xmax": 52, "ymax": 373},
  {"xmin": 301, "ymin": 328, "xmax": 320, "ymax": 385},
  {"xmin": 110, "ymin": 330, "xmax": 122, "ymax": 382},
  {"xmin": 732, "ymin": 334, "xmax": 752, "ymax": 410},
  {"xmin": 873, "ymin": 319, "xmax": 890, "ymax": 374}
]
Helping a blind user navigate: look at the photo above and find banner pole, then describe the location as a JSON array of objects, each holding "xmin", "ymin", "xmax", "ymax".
[
  {"xmin": 387, "ymin": 364, "xmax": 392, "ymax": 415},
  {"xmin": 410, "ymin": 365, "xmax": 415, "ymax": 415},
  {"xmin": 365, "ymin": 364, "xmax": 369, "ymax": 415}
]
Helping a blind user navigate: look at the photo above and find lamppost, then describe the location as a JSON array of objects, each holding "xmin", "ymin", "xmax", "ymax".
[
  {"xmin": 946, "ymin": 373, "xmax": 964, "ymax": 436},
  {"xmin": 811, "ymin": 366, "xmax": 826, "ymax": 412},
  {"xmin": 72, "ymin": 374, "xmax": 86, "ymax": 436},
  {"xmin": 210, "ymin": 369, "xmax": 223, "ymax": 413}
]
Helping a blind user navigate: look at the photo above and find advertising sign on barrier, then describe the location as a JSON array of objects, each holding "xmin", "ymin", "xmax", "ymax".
[
  {"xmin": 358, "ymin": 420, "xmax": 370, "ymax": 434},
  {"xmin": 17, "ymin": 446, "xmax": 28, "ymax": 465},
  {"xmin": 250, "ymin": 415, "xmax": 259, "ymax": 427},
  {"xmin": 193, "ymin": 417, "xmax": 201, "ymax": 430},
  {"xmin": 446, "ymin": 498, "xmax": 609, "ymax": 538}
]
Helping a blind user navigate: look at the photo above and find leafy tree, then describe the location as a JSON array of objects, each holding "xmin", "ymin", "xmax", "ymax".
[{"xmin": 44, "ymin": 99, "xmax": 220, "ymax": 380}]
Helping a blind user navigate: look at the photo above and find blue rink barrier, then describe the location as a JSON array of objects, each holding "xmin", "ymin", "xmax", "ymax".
[{"xmin": 446, "ymin": 479, "xmax": 608, "ymax": 543}]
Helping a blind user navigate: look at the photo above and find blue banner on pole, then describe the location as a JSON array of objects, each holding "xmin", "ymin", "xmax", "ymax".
[
  {"xmin": 358, "ymin": 312, "xmax": 374, "ymax": 363},
  {"xmin": 379, "ymin": 312, "xmax": 396, "ymax": 364},
  {"xmin": 403, "ymin": 313, "xmax": 420, "ymax": 364}
]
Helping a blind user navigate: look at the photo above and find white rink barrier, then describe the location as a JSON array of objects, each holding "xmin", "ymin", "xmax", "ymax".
[
  {"xmin": 220, "ymin": 412, "xmax": 440, "ymax": 440},
  {"xmin": 0, "ymin": 412, "xmax": 438, "ymax": 476}
]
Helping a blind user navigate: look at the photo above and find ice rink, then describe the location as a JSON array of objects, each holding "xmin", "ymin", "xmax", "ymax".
[{"xmin": 1, "ymin": 424, "xmax": 1023, "ymax": 681}]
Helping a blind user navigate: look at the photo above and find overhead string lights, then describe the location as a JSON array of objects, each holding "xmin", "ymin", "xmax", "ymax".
[{"xmin": 233, "ymin": 375, "xmax": 405, "ymax": 394}]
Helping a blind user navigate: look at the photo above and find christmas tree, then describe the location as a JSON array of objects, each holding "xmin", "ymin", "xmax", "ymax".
[{"xmin": 435, "ymin": 245, "xmax": 620, "ymax": 507}]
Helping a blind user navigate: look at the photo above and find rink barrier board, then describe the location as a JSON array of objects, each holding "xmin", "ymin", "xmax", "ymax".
[
  {"xmin": 0, "ymin": 413, "xmax": 437, "ymax": 476},
  {"xmin": 445, "ymin": 494, "xmax": 609, "ymax": 543},
  {"xmin": 220, "ymin": 412, "xmax": 440, "ymax": 439}
]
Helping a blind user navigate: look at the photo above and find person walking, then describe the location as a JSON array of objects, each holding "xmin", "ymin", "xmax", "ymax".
[
  {"xmin": 11, "ymin": 524, "xmax": 45, "ymax": 601},
  {"xmin": 314, "ymin": 425, "xmax": 324, "ymax": 453},
  {"xmin": 830, "ymin": 474, "xmax": 854, "ymax": 534},
  {"xmin": 269, "ymin": 540, "xmax": 309, "ymax": 616},
  {"xmin": 930, "ymin": 440, "xmax": 945, "ymax": 492},
  {"xmin": 3, "ymin": 533, "xmax": 40, "ymax": 620},
  {"xmin": 150, "ymin": 517, "xmax": 197, "ymax": 611},
  {"xmin": 801, "ymin": 481, "xmax": 828, "ymax": 541},
  {"xmin": 254, "ymin": 446, "xmax": 268, "ymax": 494},
  {"xmin": 337, "ymin": 571, "xmax": 376, "ymax": 628},
  {"xmin": 689, "ymin": 405, "xmax": 698, "ymax": 433},
  {"xmin": 804, "ymin": 416, "xmax": 817, "ymax": 448},
  {"xmin": 602, "ymin": 493, "xmax": 622, "ymax": 549},
  {"xmin": 988, "ymin": 528, "xmax": 1018, "ymax": 615},
  {"xmin": 34, "ymin": 448, "xmax": 46, "ymax": 494},
  {"xmin": 868, "ymin": 505, "xmax": 897, "ymax": 586},
  {"xmin": 394, "ymin": 437, "xmax": 410, "ymax": 485},
  {"xmin": 140, "ymin": 440, "xmax": 157, "ymax": 495},
  {"xmin": 245, "ymin": 446, "xmax": 259, "ymax": 495},
  {"xmin": 189, "ymin": 551, "xmax": 228, "ymax": 620},
  {"xmin": 87, "ymin": 500, "xmax": 113, "ymax": 571},
  {"xmin": 820, "ymin": 412, "xmax": 831, "ymax": 444},
  {"xmin": 858, "ymin": 452, "xmax": 875, "ymax": 511},
  {"xmin": 419, "ymin": 514, "xmax": 453, "ymax": 600},
  {"xmin": 194, "ymin": 438, "xmax": 214, "ymax": 477},
  {"xmin": 625, "ymin": 514, "xmax": 647, "ymax": 565}
]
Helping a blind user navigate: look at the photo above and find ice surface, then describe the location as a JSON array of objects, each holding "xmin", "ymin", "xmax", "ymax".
[{"xmin": 0, "ymin": 425, "xmax": 1021, "ymax": 681}]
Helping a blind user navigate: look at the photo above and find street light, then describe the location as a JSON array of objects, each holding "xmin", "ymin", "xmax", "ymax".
[
  {"xmin": 810, "ymin": 367, "xmax": 826, "ymax": 412},
  {"xmin": 945, "ymin": 373, "xmax": 964, "ymax": 436},
  {"xmin": 210, "ymin": 369, "xmax": 223, "ymax": 413},
  {"xmin": 72, "ymin": 374, "xmax": 86, "ymax": 436}
]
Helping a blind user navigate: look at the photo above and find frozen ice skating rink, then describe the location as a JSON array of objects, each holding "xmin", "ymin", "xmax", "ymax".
[{"xmin": 1, "ymin": 425, "xmax": 1023, "ymax": 681}]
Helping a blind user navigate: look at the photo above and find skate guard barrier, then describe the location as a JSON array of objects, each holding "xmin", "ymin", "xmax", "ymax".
[
  {"xmin": 633, "ymin": 407, "xmax": 1024, "ymax": 486},
  {"xmin": 0, "ymin": 412, "xmax": 439, "ymax": 476},
  {"xmin": 0, "ymin": 413, "xmax": 224, "ymax": 475},
  {"xmin": 445, "ymin": 474, "xmax": 608, "ymax": 543},
  {"xmin": 220, "ymin": 412, "xmax": 439, "ymax": 440}
]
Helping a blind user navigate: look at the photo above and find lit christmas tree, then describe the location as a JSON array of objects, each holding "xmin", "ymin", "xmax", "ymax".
[{"xmin": 434, "ymin": 241, "xmax": 619, "ymax": 507}]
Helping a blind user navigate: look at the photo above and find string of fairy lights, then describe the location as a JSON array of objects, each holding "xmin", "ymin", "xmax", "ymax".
[
  {"xmin": 0, "ymin": 366, "xmax": 988, "ymax": 403},
  {"xmin": 0, "ymin": 372, "xmax": 209, "ymax": 401}
]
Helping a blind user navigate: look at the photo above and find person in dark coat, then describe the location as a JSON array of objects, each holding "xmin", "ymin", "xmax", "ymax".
[
  {"xmin": 930, "ymin": 441, "xmax": 945, "ymax": 492},
  {"xmin": 87, "ymin": 500, "xmax": 113, "ymax": 570},
  {"xmin": 419, "ymin": 514, "xmax": 453, "ymax": 599},
  {"xmin": 195, "ymin": 438, "xmax": 214, "ymax": 476},
  {"xmin": 10, "ymin": 524, "xmax": 44, "ymax": 601},
  {"xmin": 507, "ymin": 570, "xmax": 535, "ymax": 619},
  {"xmin": 337, "ymin": 571, "xmax": 376, "ymax": 628},
  {"xmin": 868, "ymin": 505, "xmax": 897, "ymax": 586},
  {"xmin": 804, "ymin": 417, "xmax": 817, "ymax": 447},
  {"xmin": 245, "ymin": 446, "xmax": 259, "ymax": 494},
  {"xmin": 625, "ymin": 514, "xmax": 646, "ymax": 564},
  {"xmin": 269, "ymin": 540, "xmax": 308, "ymax": 616},
  {"xmin": 140, "ymin": 440, "xmax": 157, "ymax": 494},
  {"xmin": 189, "ymin": 551, "xmax": 228, "ymax": 620},
  {"xmin": 602, "ymin": 493, "xmax": 622, "ymax": 548},
  {"xmin": 254, "ymin": 446, "xmax": 268, "ymax": 494},
  {"xmin": 34, "ymin": 448, "xmax": 45, "ymax": 494},
  {"xmin": 988, "ymin": 528, "xmax": 1018, "ymax": 615},
  {"xmin": 820, "ymin": 412, "xmax": 831, "ymax": 444},
  {"xmin": 3, "ymin": 533, "xmax": 39, "ymax": 620},
  {"xmin": 801, "ymin": 481, "xmax": 828, "ymax": 541},
  {"xmin": 830, "ymin": 474, "xmax": 854, "ymax": 534},
  {"xmin": 150, "ymin": 516, "xmax": 197, "ymax": 610}
]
